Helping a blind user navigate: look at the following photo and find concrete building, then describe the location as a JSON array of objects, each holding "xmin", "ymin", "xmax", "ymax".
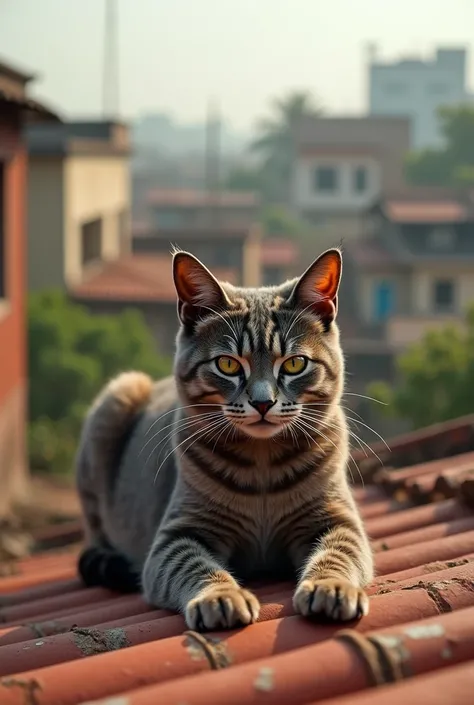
[
  {"xmin": 71, "ymin": 224, "xmax": 262, "ymax": 356},
  {"xmin": 142, "ymin": 188, "xmax": 259, "ymax": 231},
  {"xmin": 0, "ymin": 58, "xmax": 59, "ymax": 516},
  {"xmin": 26, "ymin": 121, "xmax": 131, "ymax": 292},
  {"xmin": 335, "ymin": 188, "xmax": 474, "ymax": 405},
  {"xmin": 290, "ymin": 116, "xmax": 410, "ymax": 243},
  {"xmin": 368, "ymin": 46, "xmax": 473, "ymax": 148}
]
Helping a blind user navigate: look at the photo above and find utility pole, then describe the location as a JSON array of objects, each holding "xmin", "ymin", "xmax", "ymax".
[
  {"xmin": 102, "ymin": 0, "xmax": 120, "ymax": 119},
  {"xmin": 204, "ymin": 98, "xmax": 221, "ymax": 227}
]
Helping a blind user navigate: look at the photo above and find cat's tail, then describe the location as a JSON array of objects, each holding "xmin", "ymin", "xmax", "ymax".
[
  {"xmin": 85, "ymin": 370, "xmax": 153, "ymax": 469},
  {"xmin": 76, "ymin": 372, "xmax": 153, "ymax": 593}
]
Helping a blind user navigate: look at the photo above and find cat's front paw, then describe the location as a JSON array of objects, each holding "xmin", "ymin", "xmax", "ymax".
[
  {"xmin": 185, "ymin": 584, "xmax": 260, "ymax": 631},
  {"xmin": 293, "ymin": 578, "xmax": 369, "ymax": 621}
]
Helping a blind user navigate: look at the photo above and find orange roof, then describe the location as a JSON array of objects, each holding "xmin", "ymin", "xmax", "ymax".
[
  {"xmin": 2, "ymin": 416, "xmax": 474, "ymax": 702},
  {"xmin": 70, "ymin": 255, "xmax": 237, "ymax": 302},
  {"xmin": 146, "ymin": 188, "xmax": 259, "ymax": 208},
  {"xmin": 385, "ymin": 200, "xmax": 469, "ymax": 223},
  {"xmin": 260, "ymin": 238, "xmax": 300, "ymax": 266}
]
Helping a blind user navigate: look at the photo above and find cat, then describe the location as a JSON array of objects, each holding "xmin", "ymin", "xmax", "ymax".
[{"xmin": 76, "ymin": 247, "xmax": 373, "ymax": 631}]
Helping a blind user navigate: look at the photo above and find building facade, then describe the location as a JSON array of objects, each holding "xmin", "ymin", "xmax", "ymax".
[
  {"xmin": 369, "ymin": 46, "xmax": 473, "ymax": 148},
  {"xmin": 290, "ymin": 116, "xmax": 410, "ymax": 244},
  {"xmin": 0, "ymin": 59, "xmax": 58, "ymax": 516},
  {"xmin": 26, "ymin": 121, "xmax": 131, "ymax": 292}
]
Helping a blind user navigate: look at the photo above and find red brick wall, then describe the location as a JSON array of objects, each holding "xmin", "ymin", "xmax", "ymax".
[{"xmin": 0, "ymin": 110, "xmax": 28, "ymax": 514}]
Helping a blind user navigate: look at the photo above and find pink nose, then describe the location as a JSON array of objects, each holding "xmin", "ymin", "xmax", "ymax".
[{"xmin": 250, "ymin": 399, "xmax": 276, "ymax": 417}]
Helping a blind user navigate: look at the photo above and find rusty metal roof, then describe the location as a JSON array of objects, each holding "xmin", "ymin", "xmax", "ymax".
[{"xmin": 2, "ymin": 417, "xmax": 474, "ymax": 704}]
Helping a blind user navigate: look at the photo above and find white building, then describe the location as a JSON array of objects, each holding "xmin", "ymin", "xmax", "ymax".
[
  {"xmin": 291, "ymin": 116, "xmax": 410, "ymax": 241},
  {"xmin": 368, "ymin": 46, "xmax": 473, "ymax": 149}
]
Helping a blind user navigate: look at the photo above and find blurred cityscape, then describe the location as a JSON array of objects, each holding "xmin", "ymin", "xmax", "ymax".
[{"xmin": 2, "ymin": 1, "xmax": 474, "ymax": 530}]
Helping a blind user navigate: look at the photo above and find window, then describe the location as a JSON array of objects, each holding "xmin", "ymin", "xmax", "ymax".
[
  {"xmin": 429, "ymin": 227, "xmax": 454, "ymax": 250},
  {"xmin": 373, "ymin": 281, "xmax": 395, "ymax": 321},
  {"xmin": 314, "ymin": 166, "xmax": 338, "ymax": 193},
  {"xmin": 0, "ymin": 162, "xmax": 5, "ymax": 299},
  {"xmin": 353, "ymin": 166, "xmax": 368, "ymax": 193},
  {"xmin": 433, "ymin": 279, "xmax": 455, "ymax": 312},
  {"xmin": 81, "ymin": 218, "xmax": 102, "ymax": 267}
]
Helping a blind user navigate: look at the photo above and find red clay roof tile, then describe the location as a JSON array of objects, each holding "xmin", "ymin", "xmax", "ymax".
[
  {"xmin": 70, "ymin": 254, "xmax": 238, "ymax": 302},
  {"xmin": 1, "ymin": 417, "xmax": 474, "ymax": 703}
]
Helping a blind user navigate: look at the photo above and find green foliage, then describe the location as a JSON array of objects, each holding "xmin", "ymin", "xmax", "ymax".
[
  {"xmin": 368, "ymin": 306, "xmax": 474, "ymax": 429},
  {"xmin": 250, "ymin": 91, "xmax": 323, "ymax": 203},
  {"xmin": 225, "ymin": 165, "xmax": 263, "ymax": 192},
  {"xmin": 28, "ymin": 291, "xmax": 171, "ymax": 474},
  {"xmin": 261, "ymin": 205, "xmax": 305, "ymax": 238},
  {"xmin": 405, "ymin": 105, "xmax": 474, "ymax": 186}
]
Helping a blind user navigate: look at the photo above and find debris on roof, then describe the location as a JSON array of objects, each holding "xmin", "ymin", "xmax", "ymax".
[{"xmin": 1, "ymin": 416, "xmax": 474, "ymax": 704}]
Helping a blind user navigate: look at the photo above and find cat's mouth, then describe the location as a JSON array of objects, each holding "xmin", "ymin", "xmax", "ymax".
[{"xmin": 239, "ymin": 417, "xmax": 287, "ymax": 439}]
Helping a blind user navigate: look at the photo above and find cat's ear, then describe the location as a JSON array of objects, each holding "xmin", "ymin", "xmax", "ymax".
[
  {"xmin": 172, "ymin": 251, "xmax": 229, "ymax": 325},
  {"xmin": 289, "ymin": 248, "xmax": 342, "ymax": 324}
]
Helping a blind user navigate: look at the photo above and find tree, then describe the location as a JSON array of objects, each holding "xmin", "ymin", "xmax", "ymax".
[
  {"xmin": 261, "ymin": 205, "xmax": 305, "ymax": 238},
  {"xmin": 251, "ymin": 91, "xmax": 323, "ymax": 203},
  {"xmin": 28, "ymin": 291, "xmax": 171, "ymax": 474},
  {"xmin": 405, "ymin": 105, "xmax": 474, "ymax": 186},
  {"xmin": 368, "ymin": 306, "xmax": 474, "ymax": 429}
]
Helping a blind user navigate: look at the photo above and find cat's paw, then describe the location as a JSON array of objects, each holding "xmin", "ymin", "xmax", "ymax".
[
  {"xmin": 185, "ymin": 584, "xmax": 260, "ymax": 631},
  {"xmin": 293, "ymin": 578, "xmax": 369, "ymax": 621}
]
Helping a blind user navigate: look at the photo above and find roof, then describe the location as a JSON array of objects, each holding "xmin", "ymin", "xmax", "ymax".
[
  {"xmin": 0, "ymin": 90, "xmax": 60, "ymax": 123},
  {"xmin": 385, "ymin": 200, "xmax": 469, "ymax": 224},
  {"xmin": 0, "ymin": 57, "xmax": 34, "ymax": 84},
  {"xmin": 146, "ymin": 188, "xmax": 259, "ymax": 208},
  {"xmin": 132, "ymin": 225, "xmax": 254, "ymax": 241},
  {"xmin": 260, "ymin": 238, "xmax": 300, "ymax": 266},
  {"xmin": 2, "ymin": 415, "xmax": 474, "ymax": 703},
  {"xmin": 26, "ymin": 121, "xmax": 129, "ymax": 157},
  {"xmin": 70, "ymin": 254, "xmax": 238, "ymax": 302}
]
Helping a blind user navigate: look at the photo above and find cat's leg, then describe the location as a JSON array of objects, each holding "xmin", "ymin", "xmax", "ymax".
[
  {"xmin": 77, "ymin": 479, "xmax": 141, "ymax": 593},
  {"xmin": 290, "ymin": 493, "xmax": 373, "ymax": 622},
  {"xmin": 142, "ymin": 526, "xmax": 260, "ymax": 631}
]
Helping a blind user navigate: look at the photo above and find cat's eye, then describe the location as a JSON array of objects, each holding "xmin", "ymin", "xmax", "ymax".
[
  {"xmin": 281, "ymin": 356, "xmax": 308, "ymax": 375},
  {"xmin": 216, "ymin": 356, "xmax": 242, "ymax": 376}
]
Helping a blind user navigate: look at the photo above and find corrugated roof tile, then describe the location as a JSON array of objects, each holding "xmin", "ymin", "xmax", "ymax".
[{"xmin": 1, "ymin": 417, "xmax": 474, "ymax": 704}]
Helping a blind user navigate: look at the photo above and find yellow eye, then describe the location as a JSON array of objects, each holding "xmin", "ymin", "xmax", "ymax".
[
  {"xmin": 216, "ymin": 356, "xmax": 242, "ymax": 376},
  {"xmin": 281, "ymin": 356, "xmax": 307, "ymax": 375}
]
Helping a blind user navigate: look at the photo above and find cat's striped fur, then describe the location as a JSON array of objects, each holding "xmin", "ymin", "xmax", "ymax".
[{"xmin": 76, "ymin": 248, "xmax": 373, "ymax": 630}]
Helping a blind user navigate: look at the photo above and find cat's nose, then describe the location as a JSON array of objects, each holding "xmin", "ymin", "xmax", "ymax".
[{"xmin": 249, "ymin": 399, "xmax": 276, "ymax": 417}]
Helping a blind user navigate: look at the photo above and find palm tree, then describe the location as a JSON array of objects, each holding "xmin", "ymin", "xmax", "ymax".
[{"xmin": 251, "ymin": 91, "xmax": 323, "ymax": 203}]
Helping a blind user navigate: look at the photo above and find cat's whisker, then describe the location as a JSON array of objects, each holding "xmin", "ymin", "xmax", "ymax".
[
  {"xmin": 282, "ymin": 302, "xmax": 315, "ymax": 342},
  {"xmin": 154, "ymin": 417, "xmax": 228, "ymax": 483},
  {"xmin": 198, "ymin": 305, "xmax": 240, "ymax": 343},
  {"xmin": 145, "ymin": 403, "xmax": 223, "ymax": 435},
  {"xmin": 144, "ymin": 412, "xmax": 223, "ymax": 467},
  {"xmin": 140, "ymin": 411, "xmax": 222, "ymax": 456},
  {"xmin": 342, "ymin": 392, "xmax": 388, "ymax": 406},
  {"xmin": 300, "ymin": 409, "xmax": 367, "ymax": 457},
  {"xmin": 298, "ymin": 411, "xmax": 366, "ymax": 486}
]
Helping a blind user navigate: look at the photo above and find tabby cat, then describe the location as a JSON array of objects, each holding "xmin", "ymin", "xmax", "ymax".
[{"xmin": 76, "ymin": 248, "xmax": 373, "ymax": 631}]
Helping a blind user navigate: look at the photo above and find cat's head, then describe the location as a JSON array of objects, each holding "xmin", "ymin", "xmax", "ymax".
[{"xmin": 172, "ymin": 248, "xmax": 344, "ymax": 440}]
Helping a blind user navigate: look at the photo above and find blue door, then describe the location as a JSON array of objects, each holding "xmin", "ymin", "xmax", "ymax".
[{"xmin": 374, "ymin": 281, "xmax": 395, "ymax": 321}]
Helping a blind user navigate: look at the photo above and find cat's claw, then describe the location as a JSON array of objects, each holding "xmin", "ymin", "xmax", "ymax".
[
  {"xmin": 185, "ymin": 584, "xmax": 260, "ymax": 631},
  {"xmin": 293, "ymin": 577, "xmax": 369, "ymax": 621}
]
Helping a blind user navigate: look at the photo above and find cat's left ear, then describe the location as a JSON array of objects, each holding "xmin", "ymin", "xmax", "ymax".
[
  {"xmin": 173, "ymin": 251, "xmax": 229, "ymax": 325},
  {"xmin": 289, "ymin": 248, "xmax": 342, "ymax": 324}
]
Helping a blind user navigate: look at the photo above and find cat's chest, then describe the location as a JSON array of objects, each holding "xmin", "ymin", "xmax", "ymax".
[{"xmin": 227, "ymin": 505, "xmax": 295, "ymax": 581}]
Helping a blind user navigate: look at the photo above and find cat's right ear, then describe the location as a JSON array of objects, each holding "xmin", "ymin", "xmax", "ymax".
[{"xmin": 172, "ymin": 251, "xmax": 229, "ymax": 325}]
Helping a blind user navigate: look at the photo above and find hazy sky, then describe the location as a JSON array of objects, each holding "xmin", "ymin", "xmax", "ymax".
[{"xmin": 1, "ymin": 0, "xmax": 473, "ymax": 131}]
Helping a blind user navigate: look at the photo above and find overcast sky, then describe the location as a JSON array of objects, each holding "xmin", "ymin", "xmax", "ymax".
[{"xmin": 1, "ymin": 0, "xmax": 473, "ymax": 131}]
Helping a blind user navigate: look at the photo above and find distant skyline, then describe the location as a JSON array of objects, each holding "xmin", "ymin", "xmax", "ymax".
[{"xmin": 1, "ymin": 0, "xmax": 474, "ymax": 131}]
